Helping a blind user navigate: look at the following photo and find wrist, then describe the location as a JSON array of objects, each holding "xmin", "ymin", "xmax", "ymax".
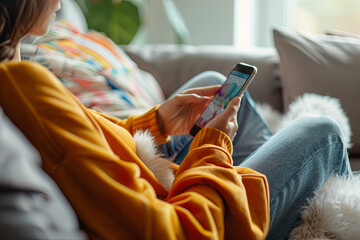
[
  {"xmin": 156, "ymin": 105, "xmax": 166, "ymax": 136},
  {"xmin": 190, "ymin": 128, "xmax": 233, "ymax": 156},
  {"xmin": 133, "ymin": 105, "xmax": 170, "ymax": 144}
]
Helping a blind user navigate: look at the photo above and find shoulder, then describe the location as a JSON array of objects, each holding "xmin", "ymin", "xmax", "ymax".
[
  {"xmin": 0, "ymin": 61, "xmax": 46, "ymax": 72},
  {"xmin": 0, "ymin": 61, "xmax": 53, "ymax": 79}
]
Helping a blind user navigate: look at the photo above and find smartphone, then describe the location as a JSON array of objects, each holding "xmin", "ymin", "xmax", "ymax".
[{"xmin": 189, "ymin": 62, "xmax": 257, "ymax": 137}]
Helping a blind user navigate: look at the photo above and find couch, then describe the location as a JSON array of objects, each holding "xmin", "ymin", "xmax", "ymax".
[
  {"xmin": 55, "ymin": 3, "xmax": 360, "ymax": 239},
  {"xmin": 55, "ymin": 0, "xmax": 360, "ymax": 166},
  {"xmin": 1, "ymin": 0, "xmax": 359, "ymax": 238}
]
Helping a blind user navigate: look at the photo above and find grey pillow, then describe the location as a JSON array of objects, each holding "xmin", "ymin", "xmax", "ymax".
[
  {"xmin": 0, "ymin": 109, "xmax": 86, "ymax": 240},
  {"xmin": 273, "ymin": 27, "xmax": 360, "ymax": 155}
]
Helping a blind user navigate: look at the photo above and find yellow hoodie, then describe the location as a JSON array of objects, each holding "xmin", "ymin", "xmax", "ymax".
[{"xmin": 0, "ymin": 61, "xmax": 269, "ymax": 240}]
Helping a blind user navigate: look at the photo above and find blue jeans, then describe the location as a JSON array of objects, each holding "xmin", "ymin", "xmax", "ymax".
[{"xmin": 161, "ymin": 71, "xmax": 352, "ymax": 239}]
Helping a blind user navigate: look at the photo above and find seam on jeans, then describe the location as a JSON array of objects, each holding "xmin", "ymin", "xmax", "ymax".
[
  {"xmin": 238, "ymin": 143, "xmax": 270, "ymax": 166},
  {"xmin": 245, "ymin": 91, "xmax": 273, "ymax": 136},
  {"xmin": 267, "ymin": 143, "xmax": 346, "ymax": 239},
  {"xmin": 269, "ymin": 140, "xmax": 344, "ymax": 205},
  {"xmin": 175, "ymin": 136, "xmax": 192, "ymax": 153},
  {"xmin": 252, "ymin": 107, "xmax": 273, "ymax": 136}
]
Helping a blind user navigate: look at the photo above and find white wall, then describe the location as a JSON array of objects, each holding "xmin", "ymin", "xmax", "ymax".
[
  {"xmin": 140, "ymin": 0, "xmax": 236, "ymax": 45},
  {"xmin": 135, "ymin": 0, "xmax": 288, "ymax": 47}
]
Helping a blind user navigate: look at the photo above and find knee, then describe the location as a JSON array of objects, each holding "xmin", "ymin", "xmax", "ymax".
[
  {"xmin": 300, "ymin": 116, "xmax": 353, "ymax": 175},
  {"xmin": 278, "ymin": 116, "xmax": 350, "ymax": 177},
  {"xmin": 197, "ymin": 71, "xmax": 226, "ymax": 85},
  {"xmin": 294, "ymin": 116, "xmax": 345, "ymax": 145}
]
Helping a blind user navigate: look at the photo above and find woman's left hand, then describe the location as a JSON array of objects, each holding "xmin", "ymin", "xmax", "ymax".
[{"xmin": 157, "ymin": 85, "xmax": 221, "ymax": 136}]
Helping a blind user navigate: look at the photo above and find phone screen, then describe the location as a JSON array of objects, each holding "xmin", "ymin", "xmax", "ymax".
[{"xmin": 190, "ymin": 63, "xmax": 256, "ymax": 136}]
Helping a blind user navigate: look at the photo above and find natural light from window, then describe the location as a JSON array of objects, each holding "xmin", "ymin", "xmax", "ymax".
[
  {"xmin": 234, "ymin": 0, "xmax": 360, "ymax": 48},
  {"xmin": 234, "ymin": 0, "xmax": 252, "ymax": 48},
  {"xmin": 292, "ymin": 0, "xmax": 360, "ymax": 36}
]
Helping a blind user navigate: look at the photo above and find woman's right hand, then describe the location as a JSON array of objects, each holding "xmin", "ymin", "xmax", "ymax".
[{"xmin": 205, "ymin": 96, "xmax": 242, "ymax": 141}]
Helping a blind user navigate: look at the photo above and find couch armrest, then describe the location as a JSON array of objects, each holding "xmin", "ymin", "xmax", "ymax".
[{"xmin": 124, "ymin": 44, "xmax": 282, "ymax": 111}]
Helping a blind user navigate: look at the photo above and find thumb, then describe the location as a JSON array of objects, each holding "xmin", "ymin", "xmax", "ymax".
[
  {"xmin": 222, "ymin": 97, "xmax": 242, "ymax": 120},
  {"xmin": 174, "ymin": 93, "xmax": 210, "ymax": 105}
]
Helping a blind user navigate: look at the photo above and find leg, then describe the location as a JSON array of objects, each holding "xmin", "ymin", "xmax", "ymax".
[
  {"xmin": 161, "ymin": 71, "xmax": 272, "ymax": 165},
  {"xmin": 231, "ymin": 90, "xmax": 272, "ymax": 165},
  {"xmin": 167, "ymin": 71, "xmax": 226, "ymax": 99},
  {"xmin": 240, "ymin": 116, "xmax": 352, "ymax": 239}
]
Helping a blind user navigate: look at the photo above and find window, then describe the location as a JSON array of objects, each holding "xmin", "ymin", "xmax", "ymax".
[
  {"xmin": 234, "ymin": 0, "xmax": 360, "ymax": 49},
  {"xmin": 291, "ymin": 0, "xmax": 360, "ymax": 35},
  {"xmin": 234, "ymin": 0, "xmax": 289, "ymax": 48}
]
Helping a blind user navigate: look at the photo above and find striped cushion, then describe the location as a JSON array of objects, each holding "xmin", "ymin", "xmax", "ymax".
[{"xmin": 21, "ymin": 20, "xmax": 164, "ymax": 117}]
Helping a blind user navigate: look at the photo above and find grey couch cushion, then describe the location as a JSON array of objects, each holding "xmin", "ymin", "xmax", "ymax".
[
  {"xmin": 124, "ymin": 44, "xmax": 282, "ymax": 111},
  {"xmin": 273, "ymin": 27, "xmax": 360, "ymax": 156},
  {"xmin": 0, "ymin": 109, "xmax": 86, "ymax": 240}
]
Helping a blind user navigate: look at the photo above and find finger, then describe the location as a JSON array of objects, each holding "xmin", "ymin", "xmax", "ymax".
[
  {"xmin": 181, "ymin": 85, "xmax": 221, "ymax": 96},
  {"xmin": 173, "ymin": 93, "xmax": 210, "ymax": 105},
  {"xmin": 207, "ymin": 96, "xmax": 241, "ymax": 123},
  {"xmin": 222, "ymin": 97, "xmax": 242, "ymax": 119},
  {"xmin": 230, "ymin": 96, "xmax": 242, "ymax": 108}
]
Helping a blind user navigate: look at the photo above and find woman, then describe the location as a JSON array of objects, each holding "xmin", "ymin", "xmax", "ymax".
[{"xmin": 0, "ymin": 1, "xmax": 352, "ymax": 239}]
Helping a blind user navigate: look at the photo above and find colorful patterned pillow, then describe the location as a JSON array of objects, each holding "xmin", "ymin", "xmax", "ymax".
[{"xmin": 21, "ymin": 20, "xmax": 165, "ymax": 117}]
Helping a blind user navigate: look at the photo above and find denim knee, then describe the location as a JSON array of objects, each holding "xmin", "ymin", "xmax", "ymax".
[
  {"xmin": 292, "ymin": 116, "xmax": 348, "ymax": 169},
  {"xmin": 294, "ymin": 116, "xmax": 344, "ymax": 144},
  {"xmin": 197, "ymin": 71, "xmax": 226, "ymax": 85}
]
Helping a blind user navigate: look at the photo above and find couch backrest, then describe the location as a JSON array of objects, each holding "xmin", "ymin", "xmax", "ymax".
[
  {"xmin": 124, "ymin": 45, "xmax": 283, "ymax": 111},
  {"xmin": 57, "ymin": 0, "xmax": 88, "ymax": 32}
]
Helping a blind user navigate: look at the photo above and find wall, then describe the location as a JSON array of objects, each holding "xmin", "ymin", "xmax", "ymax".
[
  {"xmin": 137, "ymin": 0, "xmax": 236, "ymax": 45},
  {"xmin": 133, "ymin": 0, "xmax": 289, "ymax": 47}
]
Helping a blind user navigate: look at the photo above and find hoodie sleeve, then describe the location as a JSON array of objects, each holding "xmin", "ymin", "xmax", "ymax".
[
  {"xmin": 166, "ymin": 128, "xmax": 270, "ymax": 239},
  {"xmin": 0, "ymin": 61, "xmax": 270, "ymax": 240},
  {"xmin": 93, "ymin": 106, "xmax": 170, "ymax": 145}
]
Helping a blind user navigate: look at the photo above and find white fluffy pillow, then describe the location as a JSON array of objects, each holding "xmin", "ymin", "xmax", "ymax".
[{"xmin": 289, "ymin": 174, "xmax": 360, "ymax": 240}]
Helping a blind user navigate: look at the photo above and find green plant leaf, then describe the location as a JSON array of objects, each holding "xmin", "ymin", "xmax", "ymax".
[{"xmin": 85, "ymin": 0, "xmax": 140, "ymax": 44}]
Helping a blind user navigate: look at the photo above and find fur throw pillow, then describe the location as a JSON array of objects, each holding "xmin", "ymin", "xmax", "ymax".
[
  {"xmin": 257, "ymin": 93, "xmax": 352, "ymax": 149},
  {"xmin": 133, "ymin": 130, "xmax": 174, "ymax": 191},
  {"xmin": 257, "ymin": 93, "xmax": 357, "ymax": 239},
  {"xmin": 289, "ymin": 174, "xmax": 360, "ymax": 240}
]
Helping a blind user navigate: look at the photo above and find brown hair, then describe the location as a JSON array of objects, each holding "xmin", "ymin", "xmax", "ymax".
[{"xmin": 0, "ymin": 0, "xmax": 47, "ymax": 62}]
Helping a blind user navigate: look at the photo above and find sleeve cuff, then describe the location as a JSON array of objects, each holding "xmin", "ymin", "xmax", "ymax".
[
  {"xmin": 132, "ymin": 105, "xmax": 170, "ymax": 145},
  {"xmin": 190, "ymin": 128, "xmax": 233, "ymax": 155}
]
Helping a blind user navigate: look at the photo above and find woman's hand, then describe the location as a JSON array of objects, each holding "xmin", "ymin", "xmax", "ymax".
[
  {"xmin": 157, "ymin": 86, "xmax": 221, "ymax": 136},
  {"xmin": 205, "ymin": 96, "xmax": 242, "ymax": 141}
]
